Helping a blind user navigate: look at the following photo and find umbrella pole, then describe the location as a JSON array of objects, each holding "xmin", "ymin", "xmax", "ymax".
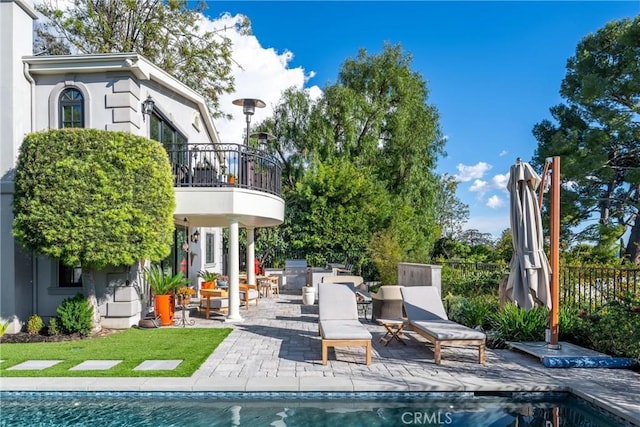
[{"xmin": 549, "ymin": 156, "xmax": 561, "ymax": 349}]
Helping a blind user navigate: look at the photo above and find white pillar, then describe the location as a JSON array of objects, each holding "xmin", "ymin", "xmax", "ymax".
[
  {"xmin": 226, "ymin": 218, "xmax": 243, "ymax": 322},
  {"xmin": 246, "ymin": 226, "xmax": 255, "ymax": 285}
]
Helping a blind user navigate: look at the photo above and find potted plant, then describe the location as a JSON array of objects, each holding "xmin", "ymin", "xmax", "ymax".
[
  {"xmin": 217, "ymin": 274, "xmax": 229, "ymax": 288},
  {"xmin": 228, "ymin": 173, "xmax": 235, "ymax": 184},
  {"xmin": 198, "ymin": 270, "xmax": 219, "ymax": 290},
  {"xmin": 144, "ymin": 265, "xmax": 190, "ymax": 326},
  {"xmin": 176, "ymin": 286, "xmax": 196, "ymax": 306}
]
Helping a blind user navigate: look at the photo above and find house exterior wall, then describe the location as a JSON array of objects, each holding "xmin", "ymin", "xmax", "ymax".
[
  {"xmin": 0, "ymin": 0, "xmax": 38, "ymax": 332},
  {"xmin": 0, "ymin": 0, "xmax": 225, "ymax": 330}
]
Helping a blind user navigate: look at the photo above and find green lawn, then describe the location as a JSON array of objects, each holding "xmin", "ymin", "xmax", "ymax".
[{"xmin": 0, "ymin": 327, "xmax": 231, "ymax": 377}]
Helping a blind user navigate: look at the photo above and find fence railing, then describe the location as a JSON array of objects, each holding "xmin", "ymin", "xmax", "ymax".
[
  {"xmin": 167, "ymin": 143, "xmax": 282, "ymax": 196},
  {"xmin": 560, "ymin": 266, "xmax": 639, "ymax": 310},
  {"xmin": 441, "ymin": 261, "xmax": 640, "ymax": 311},
  {"xmin": 441, "ymin": 261, "xmax": 506, "ymax": 279}
]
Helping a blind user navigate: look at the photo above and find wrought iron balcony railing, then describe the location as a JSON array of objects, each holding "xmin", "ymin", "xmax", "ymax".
[{"xmin": 167, "ymin": 143, "xmax": 282, "ymax": 197}]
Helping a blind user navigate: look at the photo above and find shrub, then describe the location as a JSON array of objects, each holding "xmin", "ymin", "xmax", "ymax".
[
  {"xmin": 490, "ymin": 303, "xmax": 548, "ymax": 344},
  {"xmin": 441, "ymin": 267, "xmax": 503, "ymax": 297},
  {"xmin": 558, "ymin": 305, "xmax": 583, "ymax": 341},
  {"xmin": 576, "ymin": 294, "xmax": 640, "ymax": 359},
  {"xmin": 26, "ymin": 314, "xmax": 44, "ymax": 335},
  {"xmin": 443, "ymin": 294, "xmax": 472, "ymax": 325},
  {"xmin": 57, "ymin": 294, "xmax": 93, "ymax": 336},
  {"xmin": 467, "ymin": 294, "xmax": 500, "ymax": 330},
  {"xmin": 48, "ymin": 317, "xmax": 61, "ymax": 336}
]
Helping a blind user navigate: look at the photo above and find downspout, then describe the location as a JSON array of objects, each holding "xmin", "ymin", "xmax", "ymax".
[
  {"xmin": 23, "ymin": 61, "xmax": 35, "ymax": 132},
  {"xmin": 23, "ymin": 61, "xmax": 37, "ymax": 315}
]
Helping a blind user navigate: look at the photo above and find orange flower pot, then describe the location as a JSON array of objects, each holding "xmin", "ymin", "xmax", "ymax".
[{"xmin": 154, "ymin": 294, "xmax": 174, "ymax": 326}]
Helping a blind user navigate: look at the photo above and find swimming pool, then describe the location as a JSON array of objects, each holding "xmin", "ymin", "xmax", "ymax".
[{"xmin": 0, "ymin": 391, "xmax": 630, "ymax": 426}]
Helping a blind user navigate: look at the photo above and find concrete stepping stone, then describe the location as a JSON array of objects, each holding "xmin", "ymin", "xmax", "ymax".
[
  {"xmin": 70, "ymin": 360, "xmax": 123, "ymax": 371},
  {"xmin": 7, "ymin": 360, "xmax": 63, "ymax": 370},
  {"xmin": 133, "ymin": 360, "xmax": 183, "ymax": 371}
]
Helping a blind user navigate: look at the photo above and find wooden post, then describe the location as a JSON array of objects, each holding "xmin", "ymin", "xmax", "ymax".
[{"xmin": 549, "ymin": 156, "xmax": 561, "ymax": 349}]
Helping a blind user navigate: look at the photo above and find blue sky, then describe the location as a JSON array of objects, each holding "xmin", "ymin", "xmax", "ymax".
[{"xmin": 204, "ymin": 1, "xmax": 640, "ymax": 238}]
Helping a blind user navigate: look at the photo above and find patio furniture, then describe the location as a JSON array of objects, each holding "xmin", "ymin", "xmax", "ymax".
[
  {"xmin": 240, "ymin": 283, "xmax": 259, "ymax": 309},
  {"xmin": 199, "ymin": 289, "xmax": 229, "ymax": 319},
  {"xmin": 377, "ymin": 318, "xmax": 407, "ymax": 346},
  {"xmin": 318, "ymin": 283, "xmax": 372, "ymax": 365},
  {"xmin": 401, "ymin": 286, "xmax": 486, "ymax": 365},
  {"xmin": 321, "ymin": 275, "xmax": 372, "ymax": 320},
  {"xmin": 372, "ymin": 285, "xmax": 405, "ymax": 321},
  {"xmin": 268, "ymin": 275, "xmax": 280, "ymax": 297}
]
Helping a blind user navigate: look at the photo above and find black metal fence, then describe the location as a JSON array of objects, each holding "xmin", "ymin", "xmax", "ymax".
[
  {"xmin": 440, "ymin": 261, "xmax": 506, "ymax": 279},
  {"xmin": 441, "ymin": 261, "xmax": 640, "ymax": 311},
  {"xmin": 167, "ymin": 143, "xmax": 282, "ymax": 196},
  {"xmin": 560, "ymin": 266, "xmax": 640, "ymax": 310}
]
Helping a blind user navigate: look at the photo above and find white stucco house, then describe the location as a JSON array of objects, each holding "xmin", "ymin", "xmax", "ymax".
[{"xmin": 0, "ymin": 0, "xmax": 284, "ymax": 332}]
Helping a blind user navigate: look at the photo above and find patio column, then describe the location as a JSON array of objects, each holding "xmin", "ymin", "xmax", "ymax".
[
  {"xmin": 246, "ymin": 226, "xmax": 255, "ymax": 285},
  {"xmin": 226, "ymin": 218, "xmax": 243, "ymax": 322}
]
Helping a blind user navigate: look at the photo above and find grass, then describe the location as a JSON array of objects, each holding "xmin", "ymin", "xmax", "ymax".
[{"xmin": 0, "ymin": 327, "xmax": 231, "ymax": 377}]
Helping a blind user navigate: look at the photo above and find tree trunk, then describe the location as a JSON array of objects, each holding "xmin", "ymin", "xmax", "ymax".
[
  {"xmin": 81, "ymin": 267, "xmax": 102, "ymax": 333},
  {"xmin": 625, "ymin": 215, "xmax": 640, "ymax": 264}
]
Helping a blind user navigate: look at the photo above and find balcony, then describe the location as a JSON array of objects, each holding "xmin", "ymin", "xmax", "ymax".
[{"xmin": 169, "ymin": 143, "xmax": 284, "ymax": 228}]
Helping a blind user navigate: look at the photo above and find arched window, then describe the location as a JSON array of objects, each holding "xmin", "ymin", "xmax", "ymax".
[{"xmin": 59, "ymin": 88, "xmax": 84, "ymax": 128}]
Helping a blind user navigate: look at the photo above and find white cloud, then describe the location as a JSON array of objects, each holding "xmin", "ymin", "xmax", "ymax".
[
  {"xmin": 469, "ymin": 179, "xmax": 488, "ymax": 194},
  {"xmin": 499, "ymin": 150, "xmax": 508, "ymax": 157},
  {"xmin": 491, "ymin": 173, "xmax": 509, "ymax": 192},
  {"xmin": 454, "ymin": 162, "xmax": 492, "ymax": 182},
  {"xmin": 486, "ymin": 195, "xmax": 504, "ymax": 209},
  {"xmin": 202, "ymin": 13, "xmax": 322, "ymax": 144}
]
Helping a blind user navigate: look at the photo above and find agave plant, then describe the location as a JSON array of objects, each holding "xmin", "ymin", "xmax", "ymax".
[{"xmin": 144, "ymin": 265, "xmax": 190, "ymax": 296}]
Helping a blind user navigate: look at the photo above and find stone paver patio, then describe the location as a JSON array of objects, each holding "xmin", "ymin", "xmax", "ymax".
[{"xmin": 1, "ymin": 291, "xmax": 639, "ymax": 424}]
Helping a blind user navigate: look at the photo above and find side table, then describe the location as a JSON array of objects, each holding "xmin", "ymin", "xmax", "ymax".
[{"xmin": 376, "ymin": 318, "xmax": 407, "ymax": 346}]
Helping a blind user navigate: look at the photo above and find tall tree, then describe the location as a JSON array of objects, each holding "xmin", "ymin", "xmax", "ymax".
[
  {"xmin": 35, "ymin": 0, "xmax": 240, "ymax": 118},
  {"xmin": 13, "ymin": 129, "xmax": 175, "ymax": 331},
  {"xmin": 532, "ymin": 16, "xmax": 640, "ymax": 263},
  {"xmin": 434, "ymin": 173, "xmax": 470, "ymax": 239},
  {"xmin": 262, "ymin": 44, "xmax": 446, "ymax": 271}
]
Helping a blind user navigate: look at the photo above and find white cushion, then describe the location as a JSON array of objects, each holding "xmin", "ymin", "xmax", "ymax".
[
  {"xmin": 320, "ymin": 319, "xmax": 372, "ymax": 340},
  {"xmin": 410, "ymin": 319, "xmax": 486, "ymax": 341}
]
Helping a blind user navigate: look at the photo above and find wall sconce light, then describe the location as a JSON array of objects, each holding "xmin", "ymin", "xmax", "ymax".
[
  {"xmin": 141, "ymin": 95, "xmax": 155, "ymax": 120},
  {"xmin": 190, "ymin": 229, "xmax": 200, "ymax": 244}
]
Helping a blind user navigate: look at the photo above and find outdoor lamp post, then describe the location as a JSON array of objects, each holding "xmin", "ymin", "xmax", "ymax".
[{"xmin": 232, "ymin": 98, "xmax": 266, "ymax": 145}]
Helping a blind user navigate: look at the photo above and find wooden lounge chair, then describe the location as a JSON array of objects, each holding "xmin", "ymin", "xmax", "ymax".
[
  {"xmin": 400, "ymin": 286, "xmax": 486, "ymax": 365},
  {"xmin": 318, "ymin": 283, "xmax": 372, "ymax": 365}
]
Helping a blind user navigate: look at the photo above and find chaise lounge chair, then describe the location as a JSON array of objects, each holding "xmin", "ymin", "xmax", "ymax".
[
  {"xmin": 400, "ymin": 286, "xmax": 486, "ymax": 365},
  {"xmin": 318, "ymin": 283, "xmax": 372, "ymax": 365}
]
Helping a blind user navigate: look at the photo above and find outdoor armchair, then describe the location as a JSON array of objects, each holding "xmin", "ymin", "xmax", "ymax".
[
  {"xmin": 239, "ymin": 283, "xmax": 259, "ymax": 310},
  {"xmin": 318, "ymin": 283, "xmax": 372, "ymax": 365},
  {"xmin": 401, "ymin": 286, "xmax": 486, "ymax": 364}
]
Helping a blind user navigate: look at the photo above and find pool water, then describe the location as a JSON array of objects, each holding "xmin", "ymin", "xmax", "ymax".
[{"xmin": 0, "ymin": 391, "xmax": 629, "ymax": 427}]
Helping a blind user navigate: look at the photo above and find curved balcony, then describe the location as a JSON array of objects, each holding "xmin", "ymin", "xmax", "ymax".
[{"xmin": 169, "ymin": 143, "xmax": 284, "ymax": 228}]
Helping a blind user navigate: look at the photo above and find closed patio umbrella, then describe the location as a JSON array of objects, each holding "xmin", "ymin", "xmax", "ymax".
[{"xmin": 506, "ymin": 159, "xmax": 552, "ymax": 311}]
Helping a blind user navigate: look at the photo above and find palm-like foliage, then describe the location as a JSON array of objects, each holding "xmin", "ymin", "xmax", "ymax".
[{"xmin": 144, "ymin": 265, "xmax": 190, "ymax": 296}]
